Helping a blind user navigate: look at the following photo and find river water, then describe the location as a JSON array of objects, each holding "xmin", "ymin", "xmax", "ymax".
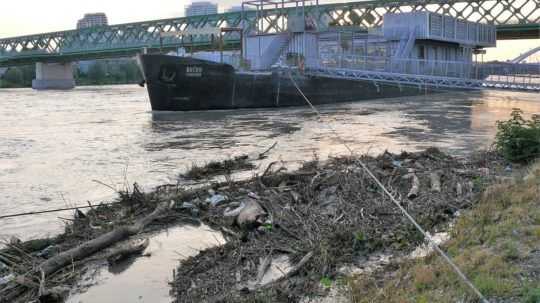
[{"xmin": 0, "ymin": 85, "xmax": 539, "ymax": 241}]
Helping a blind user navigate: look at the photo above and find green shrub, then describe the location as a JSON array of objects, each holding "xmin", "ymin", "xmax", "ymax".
[
  {"xmin": 495, "ymin": 109, "xmax": 540, "ymax": 163},
  {"xmin": 320, "ymin": 277, "xmax": 333, "ymax": 288},
  {"xmin": 524, "ymin": 287, "xmax": 540, "ymax": 303}
]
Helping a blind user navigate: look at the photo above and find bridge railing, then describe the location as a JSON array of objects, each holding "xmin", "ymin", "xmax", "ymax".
[{"xmin": 318, "ymin": 54, "xmax": 540, "ymax": 88}]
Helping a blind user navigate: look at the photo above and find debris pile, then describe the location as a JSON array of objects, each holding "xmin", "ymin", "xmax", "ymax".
[
  {"xmin": 0, "ymin": 148, "xmax": 509, "ymax": 303},
  {"xmin": 181, "ymin": 155, "xmax": 256, "ymax": 180},
  {"xmin": 171, "ymin": 148, "xmax": 508, "ymax": 302},
  {"xmin": 0, "ymin": 184, "xmax": 198, "ymax": 303},
  {"xmin": 180, "ymin": 142, "xmax": 277, "ymax": 180}
]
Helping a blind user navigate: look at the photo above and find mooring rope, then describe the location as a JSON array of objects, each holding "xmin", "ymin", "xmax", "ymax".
[
  {"xmin": 286, "ymin": 69, "xmax": 490, "ymax": 303},
  {"xmin": 0, "ymin": 202, "xmax": 123, "ymax": 220}
]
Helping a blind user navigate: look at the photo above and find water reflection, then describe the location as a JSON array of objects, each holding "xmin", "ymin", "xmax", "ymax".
[{"xmin": 67, "ymin": 224, "xmax": 225, "ymax": 303}]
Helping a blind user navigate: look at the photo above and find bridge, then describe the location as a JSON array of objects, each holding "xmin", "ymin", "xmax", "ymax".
[
  {"xmin": 0, "ymin": 0, "xmax": 538, "ymax": 89},
  {"xmin": 511, "ymin": 46, "xmax": 540, "ymax": 63}
]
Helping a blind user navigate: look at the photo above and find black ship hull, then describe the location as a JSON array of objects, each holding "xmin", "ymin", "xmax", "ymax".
[{"xmin": 139, "ymin": 54, "xmax": 424, "ymax": 111}]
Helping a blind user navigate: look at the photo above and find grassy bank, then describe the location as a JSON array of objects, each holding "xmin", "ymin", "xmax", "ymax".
[{"xmin": 348, "ymin": 162, "xmax": 540, "ymax": 303}]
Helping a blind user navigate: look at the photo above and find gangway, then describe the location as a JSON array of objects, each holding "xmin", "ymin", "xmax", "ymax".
[{"xmin": 306, "ymin": 56, "xmax": 540, "ymax": 92}]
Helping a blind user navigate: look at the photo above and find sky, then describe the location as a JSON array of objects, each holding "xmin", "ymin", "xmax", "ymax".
[
  {"xmin": 0, "ymin": 0, "xmax": 216, "ymax": 37},
  {"xmin": 0, "ymin": 0, "xmax": 537, "ymax": 61}
]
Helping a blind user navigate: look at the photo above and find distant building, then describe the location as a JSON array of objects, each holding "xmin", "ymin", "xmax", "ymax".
[
  {"xmin": 227, "ymin": 5, "xmax": 243, "ymax": 13},
  {"xmin": 185, "ymin": 1, "xmax": 218, "ymax": 17},
  {"xmin": 77, "ymin": 13, "xmax": 108, "ymax": 29}
]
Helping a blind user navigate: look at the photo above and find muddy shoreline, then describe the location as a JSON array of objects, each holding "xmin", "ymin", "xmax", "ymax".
[{"xmin": 0, "ymin": 148, "xmax": 513, "ymax": 303}]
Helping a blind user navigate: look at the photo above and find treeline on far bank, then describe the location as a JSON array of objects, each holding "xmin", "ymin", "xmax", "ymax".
[{"xmin": 0, "ymin": 59, "xmax": 142, "ymax": 88}]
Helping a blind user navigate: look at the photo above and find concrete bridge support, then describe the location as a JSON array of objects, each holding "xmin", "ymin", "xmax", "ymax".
[{"xmin": 32, "ymin": 62, "xmax": 75, "ymax": 90}]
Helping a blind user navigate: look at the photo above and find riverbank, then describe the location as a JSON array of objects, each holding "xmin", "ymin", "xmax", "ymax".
[
  {"xmin": 170, "ymin": 149, "xmax": 514, "ymax": 303},
  {"xmin": 0, "ymin": 148, "xmax": 523, "ymax": 303},
  {"xmin": 348, "ymin": 161, "xmax": 540, "ymax": 303}
]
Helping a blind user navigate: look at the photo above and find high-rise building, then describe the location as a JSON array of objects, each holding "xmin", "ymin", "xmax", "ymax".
[
  {"xmin": 185, "ymin": 1, "xmax": 218, "ymax": 17},
  {"xmin": 77, "ymin": 13, "xmax": 108, "ymax": 29}
]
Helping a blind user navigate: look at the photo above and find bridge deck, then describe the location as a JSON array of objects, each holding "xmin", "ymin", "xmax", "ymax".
[{"xmin": 1, "ymin": 0, "xmax": 539, "ymax": 67}]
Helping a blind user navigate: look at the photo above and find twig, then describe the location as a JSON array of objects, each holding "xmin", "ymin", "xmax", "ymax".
[
  {"xmin": 262, "ymin": 161, "xmax": 278, "ymax": 178},
  {"xmin": 91, "ymin": 179, "xmax": 118, "ymax": 193},
  {"xmin": 258, "ymin": 142, "xmax": 278, "ymax": 160}
]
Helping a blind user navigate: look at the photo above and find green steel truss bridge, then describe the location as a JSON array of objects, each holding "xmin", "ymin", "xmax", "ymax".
[{"xmin": 0, "ymin": 0, "xmax": 539, "ymax": 67}]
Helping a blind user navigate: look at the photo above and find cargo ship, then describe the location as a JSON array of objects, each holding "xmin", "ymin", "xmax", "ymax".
[
  {"xmin": 138, "ymin": 2, "xmax": 495, "ymax": 111},
  {"xmin": 138, "ymin": 55, "xmax": 431, "ymax": 111}
]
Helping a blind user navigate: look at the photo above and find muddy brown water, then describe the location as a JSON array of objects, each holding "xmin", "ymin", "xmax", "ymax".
[
  {"xmin": 66, "ymin": 224, "xmax": 225, "ymax": 303},
  {"xmin": 0, "ymin": 85, "xmax": 538, "ymax": 301}
]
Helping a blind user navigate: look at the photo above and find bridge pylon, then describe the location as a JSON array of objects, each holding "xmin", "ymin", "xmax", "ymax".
[{"xmin": 32, "ymin": 62, "xmax": 75, "ymax": 90}]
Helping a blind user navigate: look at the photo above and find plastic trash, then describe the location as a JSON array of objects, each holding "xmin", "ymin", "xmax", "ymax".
[
  {"xmin": 248, "ymin": 192, "xmax": 261, "ymax": 200},
  {"xmin": 206, "ymin": 194, "xmax": 227, "ymax": 207},
  {"xmin": 0, "ymin": 274, "xmax": 14, "ymax": 286},
  {"xmin": 180, "ymin": 202, "xmax": 195, "ymax": 209},
  {"xmin": 392, "ymin": 160, "xmax": 402, "ymax": 168},
  {"xmin": 37, "ymin": 245, "xmax": 59, "ymax": 259},
  {"xmin": 478, "ymin": 167, "xmax": 490, "ymax": 176}
]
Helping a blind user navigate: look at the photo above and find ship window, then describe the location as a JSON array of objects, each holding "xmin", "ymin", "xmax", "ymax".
[
  {"xmin": 159, "ymin": 65, "xmax": 177, "ymax": 83},
  {"xmin": 419, "ymin": 46, "xmax": 425, "ymax": 59}
]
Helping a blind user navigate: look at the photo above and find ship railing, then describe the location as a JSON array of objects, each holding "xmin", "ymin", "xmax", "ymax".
[
  {"xmin": 221, "ymin": 54, "xmax": 242, "ymax": 69},
  {"xmin": 318, "ymin": 55, "xmax": 540, "ymax": 88}
]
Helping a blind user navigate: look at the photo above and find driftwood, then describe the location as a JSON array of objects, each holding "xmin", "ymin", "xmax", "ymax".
[
  {"xmin": 241, "ymin": 251, "xmax": 313, "ymax": 292},
  {"xmin": 404, "ymin": 173, "xmax": 420, "ymax": 199},
  {"xmin": 259, "ymin": 251, "xmax": 314, "ymax": 290},
  {"xmin": 38, "ymin": 201, "xmax": 173, "ymax": 277},
  {"xmin": 456, "ymin": 182, "xmax": 463, "ymax": 196},
  {"xmin": 430, "ymin": 171, "xmax": 442, "ymax": 193},
  {"xmin": 106, "ymin": 238, "xmax": 150, "ymax": 265},
  {"xmin": 247, "ymin": 254, "xmax": 272, "ymax": 290}
]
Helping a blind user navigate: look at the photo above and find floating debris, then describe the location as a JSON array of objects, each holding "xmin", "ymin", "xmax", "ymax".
[{"xmin": 181, "ymin": 156, "xmax": 256, "ymax": 180}]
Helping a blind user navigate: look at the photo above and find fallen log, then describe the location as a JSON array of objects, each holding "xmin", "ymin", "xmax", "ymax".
[{"xmin": 39, "ymin": 201, "xmax": 173, "ymax": 277}]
